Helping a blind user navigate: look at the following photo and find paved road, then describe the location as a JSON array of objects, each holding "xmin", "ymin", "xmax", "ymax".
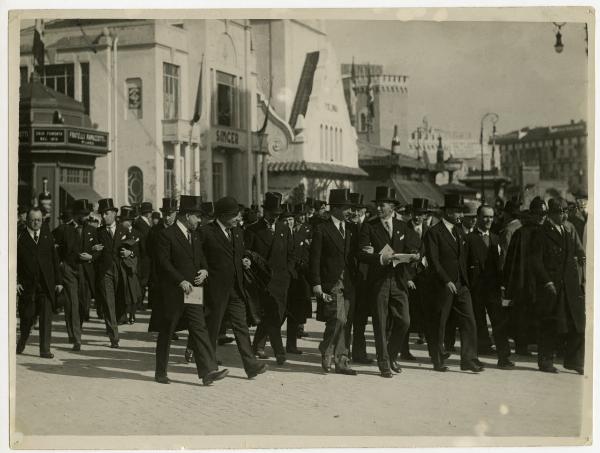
[{"xmin": 13, "ymin": 309, "xmax": 589, "ymax": 448}]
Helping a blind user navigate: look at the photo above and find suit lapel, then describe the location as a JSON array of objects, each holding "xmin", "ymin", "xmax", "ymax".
[
  {"xmin": 173, "ymin": 225, "xmax": 194, "ymax": 259},
  {"xmin": 324, "ymin": 220, "xmax": 345, "ymax": 253},
  {"xmin": 211, "ymin": 221, "xmax": 233, "ymax": 253},
  {"xmin": 544, "ymin": 222, "xmax": 565, "ymax": 248},
  {"xmin": 373, "ymin": 220, "xmax": 391, "ymax": 247},
  {"xmin": 440, "ymin": 223, "xmax": 459, "ymax": 254}
]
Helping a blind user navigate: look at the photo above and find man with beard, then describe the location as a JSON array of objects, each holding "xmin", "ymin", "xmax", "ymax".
[
  {"xmin": 245, "ymin": 192, "xmax": 295, "ymax": 366},
  {"xmin": 530, "ymin": 198, "xmax": 586, "ymax": 374},
  {"xmin": 424, "ymin": 194, "xmax": 482, "ymax": 373}
]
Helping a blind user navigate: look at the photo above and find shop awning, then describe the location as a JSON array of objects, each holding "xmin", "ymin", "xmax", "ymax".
[
  {"xmin": 60, "ymin": 184, "xmax": 103, "ymax": 204},
  {"xmin": 391, "ymin": 179, "xmax": 444, "ymax": 206},
  {"xmin": 268, "ymin": 161, "xmax": 368, "ymax": 178}
]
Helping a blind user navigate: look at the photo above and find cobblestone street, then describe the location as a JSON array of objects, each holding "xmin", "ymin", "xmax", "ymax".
[{"xmin": 12, "ymin": 308, "xmax": 589, "ymax": 448}]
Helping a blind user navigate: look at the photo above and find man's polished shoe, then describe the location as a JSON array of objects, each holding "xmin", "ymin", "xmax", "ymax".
[
  {"xmin": 380, "ymin": 369, "xmax": 393, "ymax": 378},
  {"xmin": 400, "ymin": 352, "xmax": 417, "ymax": 361},
  {"xmin": 564, "ymin": 365, "xmax": 584, "ymax": 375},
  {"xmin": 539, "ymin": 363, "xmax": 559, "ymax": 373},
  {"xmin": 460, "ymin": 361, "xmax": 483, "ymax": 372},
  {"xmin": 275, "ymin": 355, "xmax": 287, "ymax": 366},
  {"xmin": 497, "ymin": 359, "xmax": 515, "ymax": 370},
  {"xmin": 433, "ymin": 364, "xmax": 449, "ymax": 372},
  {"xmin": 110, "ymin": 342, "xmax": 119, "ymax": 349},
  {"xmin": 254, "ymin": 349, "xmax": 270, "ymax": 360},
  {"xmin": 247, "ymin": 363, "xmax": 268, "ymax": 379},
  {"xmin": 202, "ymin": 368, "xmax": 229, "ymax": 386},
  {"xmin": 473, "ymin": 358, "xmax": 486, "ymax": 368},
  {"xmin": 184, "ymin": 348, "xmax": 194, "ymax": 363},
  {"xmin": 72, "ymin": 343, "xmax": 81, "ymax": 352},
  {"xmin": 335, "ymin": 366, "xmax": 357, "ymax": 376},
  {"xmin": 40, "ymin": 352, "xmax": 54, "ymax": 359},
  {"xmin": 218, "ymin": 336, "xmax": 235, "ymax": 345},
  {"xmin": 16, "ymin": 339, "xmax": 26, "ymax": 355},
  {"xmin": 389, "ymin": 360, "xmax": 403, "ymax": 374},
  {"xmin": 352, "ymin": 356, "xmax": 374, "ymax": 365},
  {"xmin": 155, "ymin": 375, "xmax": 171, "ymax": 384},
  {"xmin": 286, "ymin": 347, "xmax": 303, "ymax": 355},
  {"xmin": 321, "ymin": 355, "xmax": 332, "ymax": 373}
]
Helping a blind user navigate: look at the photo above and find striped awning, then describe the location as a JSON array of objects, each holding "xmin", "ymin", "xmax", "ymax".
[{"xmin": 268, "ymin": 161, "xmax": 368, "ymax": 178}]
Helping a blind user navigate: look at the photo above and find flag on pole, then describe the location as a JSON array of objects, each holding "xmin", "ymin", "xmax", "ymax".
[
  {"xmin": 33, "ymin": 19, "xmax": 45, "ymax": 75},
  {"xmin": 191, "ymin": 54, "xmax": 204, "ymax": 125},
  {"xmin": 366, "ymin": 63, "xmax": 375, "ymax": 120},
  {"xmin": 349, "ymin": 57, "xmax": 357, "ymax": 118},
  {"xmin": 256, "ymin": 75, "xmax": 273, "ymax": 135}
]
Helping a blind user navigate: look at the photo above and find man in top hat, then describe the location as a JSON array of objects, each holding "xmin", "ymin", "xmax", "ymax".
[
  {"xmin": 530, "ymin": 198, "xmax": 586, "ymax": 374},
  {"xmin": 96, "ymin": 198, "xmax": 130, "ymax": 348},
  {"xmin": 400, "ymin": 198, "xmax": 431, "ymax": 360},
  {"xmin": 151, "ymin": 212, "xmax": 161, "ymax": 226},
  {"xmin": 464, "ymin": 204, "xmax": 514, "ymax": 369},
  {"xmin": 305, "ymin": 197, "xmax": 316, "ymax": 219},
  {"xmin": 499, "ymin": 199, "xmax": 523, "ymax": 270},
  {"xmin": 198, "ymin": 196, "xmax": 267, "ymax": 379},
  {"xmin": 423, "ymin": 194, "xmax": 482, "ymax": 373},
  {"xmin": 133, "ymin": 202, "xmax": 154, "ymax": 309},
  {"xmin": 309, "ymin": 199, "xmax": 329, "ymax": 228},
  {"xmin": 309, "ymin": 188, "xmax": 359, "ymax": 375},
  {"xmin": 245, "ymin": 192, "xmax": 295, "ymax": 365},
  {"xmin": 52, "ymin": 199, "xmax": 100, "ymax": 350},
  {"xmin": 17, "ymin": 207, "xmax": 63, "ymax": 357},
  {"xmin": 358, "ymin": 186, "xmax": 420, "ymax": 377},
  {"xmin": 154, "ymin": 195, "xmax": 229, "ymax": 385},
  {"xmin": 148, "ymin": 198, "xmax": 178, "ymax": 331},
  {"xmin": 117, "ymin": 206, "xmax": 143, "ymax": 325}
]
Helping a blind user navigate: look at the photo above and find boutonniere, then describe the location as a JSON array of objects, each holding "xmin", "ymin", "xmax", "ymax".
[
  {"xmin": 280, "ymin": 233, "xmax": 284, "ymax": 237},
  {"xmin": 121, "ymin": 234, "xmax": 127, "ymax": 240},
  {"xmin": 135, "ymin": 237, "xmax": 139, "ymax": 242},
  {"xmin": 89, "ymin": 237, "xmax": 94, "ymax": 241},
  {"xmin": 398, "ymin": 234, "xmax": 404, "ymax": 240},
  {"xmin": 299, "ymin": 240, "xmax": 304, "ymax": 246}
]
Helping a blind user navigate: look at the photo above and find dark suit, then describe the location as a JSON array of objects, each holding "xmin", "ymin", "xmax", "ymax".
[
  {"xmin": 358, "ymin": 217, "xmax": 416, "ymax": 370},
  {"xmin": 133, "ymin": 216, "xmax": 152, "ymax": 300},
  {"xmin": 350, "ymin": 218, "xmax": 371, "ymax": 360},
  {"xmin": 147, "ymin": 221, "xmax": 167, "ymax": 314},
  {"xmin": 424, "ymin": 220, "xmax": 478, "ymax": 367},
  {"xmin": 199, "ymin": 221, "xmax": 259, "ymax": 374},
  {"xmin": 53, "ymin": 221, "xmax": 99, "ymax": 343},
  {"xmin": 244, "ymin": 218, "xmax": 295, "ymax": 359},
  {"xmin": 17, "ymin": 228, "xmax": 62, "ymax": 353},
  {"xmin": 465, "ymin": 229, "xmax": 511, "ymax": 360},
  {"xmin": 155, "ymin": 223, "xmax": 217, "ymax": 379},
  {"xmin": 309, "ymin": 218, "xmax": 357, "ymax": 366},
  {"xmin": 96, "ymin": 223, "xmax": 130, "ymax": 344},
  {"xmin": 531, "ymin": 221, "xmax": 585, "ymax": 369}
]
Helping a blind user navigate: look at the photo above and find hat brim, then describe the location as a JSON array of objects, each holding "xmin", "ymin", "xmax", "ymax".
[
  {"xmin": 74, "ymin": 209, "xmax": 91, "ymax": 215},
  {"xmin": 99, "ymin": 207, "xmax": 119, "ymax": 214},
  {"xmin": 262, "ymin": 206, "xmax": 283, "ymax": 214},
  {"xmin": 372, "ymin": 198, "xmax": 399, "ymax": 204},
  {"xmin": 214, "ymin": 209, "xmax": 238, "ymax": 218}
]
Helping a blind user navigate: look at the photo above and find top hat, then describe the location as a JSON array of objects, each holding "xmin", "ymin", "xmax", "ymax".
[
  {"xmin": 201, "ymin": 202, "xmax": 215, "ymax": 217},
  {"xmin": 529, "ymin": 196, "xmax": 548, "ymax": 214},
  {"xmin": 410, "ymin": 198, "xmax": 430, "ymax": 214},
  {"xmin": 293, "ymin": 203, "xmax": 307, "ymax": 215},
  {"xmin": 160, "ymin": 198, "xmax": 178, "ymax": 213},
  {"xmin": 280, "ymin": 203, "xmax": 295, "ymax": 218},
  {"xmin": 140, "ymin": 202, "xmax": 153, "ymax": 214},
  {"xmin": 547, "ymin": 198, "xmax": 568, "ymax": 214},
  {"xmin": 72, "ymin": 199, "xmax": 93, "ymax": 215},
  {"xmin": 60, "ymin": 208, "xmax": 74, "ymax": 221},
  {"xmin": 262, "ymin": 192, "xmax": 284, "ymax": 214},
  {"xmin": 328, "ymin": 188, "xmax": 353, "ymax": 207},
  {"xmin": 179, "ymin": 195, "xmax": 204, "ymax": 215},
  {"xmin": 442, "ymin": 194, "xmax": 466, "ymax": 211},
  {"xmin": 349, "ymin": 192, "xmax": 364, "ymax": 208},
  {"xmin": 305, "ymin": 197, "xmax": 315, "ymax": 209},
  {"xmin": 98, "ymin": 198, "xmax": 119, "ymax": 214},
  {"xmin": 17, "ymin": 205, "xmax": 29, "ymax": 215},
  {"xmin": 313, "ymin": 199, "xmax": 327, "ymax": 210},
  {"xmin": 373, "ymin": 186, "xmax": 397, "ymax": 204},
  {"xmin": 119, "ymin": 206, "xmax": 137, "ymax": 222},
  {"xmin": 214, "ymin": 196, "xmax": 240, "ymax": 218}
]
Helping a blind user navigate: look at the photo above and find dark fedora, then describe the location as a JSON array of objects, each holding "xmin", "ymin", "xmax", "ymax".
[
  {"xmin": 442, "ymin": 194, "xmax": 466, "ymax": 211},
  {"xmin": 293, "ymin": 203, "xmax": 307, "ymax": 215},
  {"xmin": 160, "ymin": 198, "xmax": 178, "ymax": 213},
  {"xmin": 201, "ymin": 202, "xmax": 215, "ymax": 217},
  {"xmin": 98, "ymin": 198, "xmax": 118, "ymax": 214},
  {"xmin": 529, "ymin": 196, "xmax": 548, "ymax": 214},
  {"xmin": 373, "ymin": 186, "xmax": 397, "ymax": 204},
  {"xmin": 411, "ymin": 198, "xmax": 430, "ymax": 214},
  {"xmin": 328, "ymin": 188, "xmax": 353, "ymax": 207},
  {"xmin": 214, "ymin": 196, "xmax": 240, "ymax": 218},
  {"xmin": 262, "ymin": 192, "xmax": 283, "ymax": 214},
  {"xmin": 179, "ymin": 195, "xmax": 203, "ymax": 215},
  {"xmin": 547, "ymin": 197, "xmax": 568, "ymax": 214},
  {"xmin": 349, "ymin": 192, "xmax": 364, "ymax": 208},
  {"xmin": 140, "ymin": 202, "xmax": 153, "ymax": 214},
  {"xmin": 119, "ymin": 206, "xmax": 137, "ymax": 222},
  {"xmin": 72, "ymin": 199, "xmax": 93, "ymax": 215}
]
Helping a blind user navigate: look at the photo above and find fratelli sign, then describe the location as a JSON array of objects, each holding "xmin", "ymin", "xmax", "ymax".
[{"xmin": 20, "ymin": 127, "xmax": 109, "ymax": 151}]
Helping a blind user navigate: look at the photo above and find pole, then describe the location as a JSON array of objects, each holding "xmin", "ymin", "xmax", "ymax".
[{"xmin": 480, "ymin": 123, "xmax": 485, "ymax": 203}]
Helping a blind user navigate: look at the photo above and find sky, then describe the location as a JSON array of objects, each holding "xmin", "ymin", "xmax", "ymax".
[{"xmin": 326, "ymin": 20, "xmax": 589, "ymax": 138}]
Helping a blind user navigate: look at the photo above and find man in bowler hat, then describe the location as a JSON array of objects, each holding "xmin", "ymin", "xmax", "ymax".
[{"xmin": 154, "ymin": 195, "xmax": 229, "ymax": 385}]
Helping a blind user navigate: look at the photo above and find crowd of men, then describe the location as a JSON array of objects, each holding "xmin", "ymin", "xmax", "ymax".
[{"xmin": 16, "ymin": 185, "xmax": 587, "ymax": 385}]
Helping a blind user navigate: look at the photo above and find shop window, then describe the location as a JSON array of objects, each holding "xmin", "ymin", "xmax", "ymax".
[
  {"xmin": 43, "ymin": 64, "xmax": 75, "ymax": 98},
  {"xmin": 164, "ymin": 159, "xmax": 175, "ymax": 198},
  {"xmin": 81, "ymin": 62, "xmax": 90, "ymax": 115},
  {"xmin": 128, "ymin": 166, "xmax": 144, "ymax": 205},
  {"xmin": 216, "ymin": 71, "xmax": 236, "ymax": 127},
  {"xmin": 163, "ymin": 63, "xmax": 180, "ymax": 120},
  {"xmin": 127, "ymin": 78, "xmax": 143, "ymax": 119},
  {"xmin": 59, "ymin": 167, "xmax": 91, "ymax": 184},
  {"xmin": 212, "ymin": 162, "xmax": 224, "ymax": 199}
]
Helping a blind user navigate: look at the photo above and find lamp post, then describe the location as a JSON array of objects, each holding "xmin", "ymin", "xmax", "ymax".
[{"xmin": 479, "ymin": 112, "xmax": 499, "ymax": 203}]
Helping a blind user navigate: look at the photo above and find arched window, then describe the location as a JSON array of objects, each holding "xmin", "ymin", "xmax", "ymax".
[{"xmin": 128, "ymin": 166, "xmax": 144, "ymax": 205}]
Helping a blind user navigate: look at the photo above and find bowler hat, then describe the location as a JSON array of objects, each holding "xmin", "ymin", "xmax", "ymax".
[
  {"xmin": 529, "ymin": 196, "xmax": 548, "ymax": 214},
  {"xmin": 201, "ymin": 202, "xmax": 215, "ymax": 217},
  {"xmin": 98, "ymin": 198, "xmax": 118, "ymax": 214},
  {"xmin": 214, "ymin": 196, "xmax": 240, "ymax": 218},
  {"xmin": 72, "ymin": 199, "xmax": 93, "ymax": 215},
  {"xmin": 119, "ymin": 206, "xmax": 137, "ymax": 222},
  {"xmin": 442, "ymin": 194, "xmax": 466, "ymax": 211},
  {"xmin": 160, "ymin": 198, "xmax": 178, "ymax": 213},
  {"xmin": 411, "ymin": 198, "xmax": 430, "ymax": 214},
  {"xmin": 463, "ymin": 201, "xmax": 479, "ymax": 217},
  {"xmin": 349, "ymin": 192, "xmax": 364, "ymax": 208},
  {"xmin": 373, "ymin": 186, "xmax": 397, "ymax": 204},
  {"xmin": 179, "ymin": 195, "xmax": 203, "ymax": 215},
  {"xmin": 547, "ymin": 198, "xmax": 568, "ymax": 214},
  {"xmin": 140, "ymin": 202, "xmax": 153, "ymax": 214},
  {"xmin": 328, "ymin": 188, "xmax": 353, "ymax": 207},
  {"xmin": 262, "ymin": 192, "xmax": 283, "ymax": 214}
]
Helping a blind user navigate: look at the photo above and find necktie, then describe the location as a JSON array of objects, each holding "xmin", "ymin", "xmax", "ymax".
[
  {"xmin": 33, "ymin": 231, "xmax": 39, "ymax": 244},
  {"xmin": 226, "ymin": 228, "xmax": 232, "ymax": 241},
  {"xmin": 77, "ymin": 226, "xmax": 83, "ymax": 238},
  {"xmin": 109, "ymin": 226, "xmax": 114, "ymax": 238},
  {"xmin": 187, "ymin": 231, "xmax": 193, "ymax": 246},
  {"xmin": 338, "ymin": 221, "xmax": 345, "ymax": 239},
  {"xmin": 481, "ymin": 232, "xmax": 490, "ymax": 248},
  {"xmin": 415, "ymin": 225, "xmax": 422, "ymax": 238},
  {"xmin": 384, "ymin": 220, "xmax": 392, "ymax": 239},
  {"xmin": 451, "ymin": 226, "xmax": 460, "ymax": 243}
]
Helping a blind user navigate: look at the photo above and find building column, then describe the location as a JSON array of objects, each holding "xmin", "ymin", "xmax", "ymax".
[
  {"xmin": 173, "ymin": 141, "xmax": 181, "ymax": 198},
  {"xmin": 182, "ymin": 142, "xmax": 190, "ymax": 195},
  {"xmin": 261, "ymin": 153, "xmax": 269, "ymax": 195},
  {"xmin": 193, "ymin": 143, "xmax": 201, "ymax": 196},
  {"xmin": 255, "ymin": 151, "xmax": 262, "ymax": 205}
]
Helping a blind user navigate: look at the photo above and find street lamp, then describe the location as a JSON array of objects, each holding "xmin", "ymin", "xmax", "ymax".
[
  {"xmin": 554, "ymin": 22, "xmax": 565, "ymax": 53},
  {"xmin": 479, "ymin": 112, "xmax": 499, "ymax": 203}
]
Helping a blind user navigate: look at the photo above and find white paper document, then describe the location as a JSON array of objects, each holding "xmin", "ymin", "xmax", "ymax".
[
  {"xmin": 185, "ymin": 286, "xmax": 204, "ymax": 305},
  {"xmin": 379, "ymin": 244, "xmax": 418, "ymax": 267}
]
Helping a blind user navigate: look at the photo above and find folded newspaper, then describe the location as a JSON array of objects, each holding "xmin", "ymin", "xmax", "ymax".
[{"xmin": 380, "ymin": 244, "xmax": 419, "ymax": 267}]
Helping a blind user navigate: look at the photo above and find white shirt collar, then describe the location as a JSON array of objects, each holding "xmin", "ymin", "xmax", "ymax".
[
  {"xmin": 442, "ymin": 218, "xmax": 455, "ymax": 233},
  {"xmin": 548, "ymin": 218, "xmax": 564, "ymax": 233},
  {"xmin": 331, "ymin": 216, "xmax": 343, "ymax": 229},
  {"xmin": 477, "ymin": 228, "xmax": 490, "ymax": 236},
  {"xmin": 27, "ymin": 227, "xmax": 39, "ymax": 240},
  {"xmin": 142, "ymin": 216, "xmax": 151, "ymax": 226},
  {"xmin": 176, "ymin": 220, "xmax": 189, "ymax": 237},
  {"xmin": 106, "ymin": 222, "xmax": 116, "ymax": 230},
  {"xmin": 380, "ymin": 215, "xmax": 393, "ymax": 228},
  {"xmin": 216, "ymin": 219, "xmax": 230, "ymax": 236}
]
